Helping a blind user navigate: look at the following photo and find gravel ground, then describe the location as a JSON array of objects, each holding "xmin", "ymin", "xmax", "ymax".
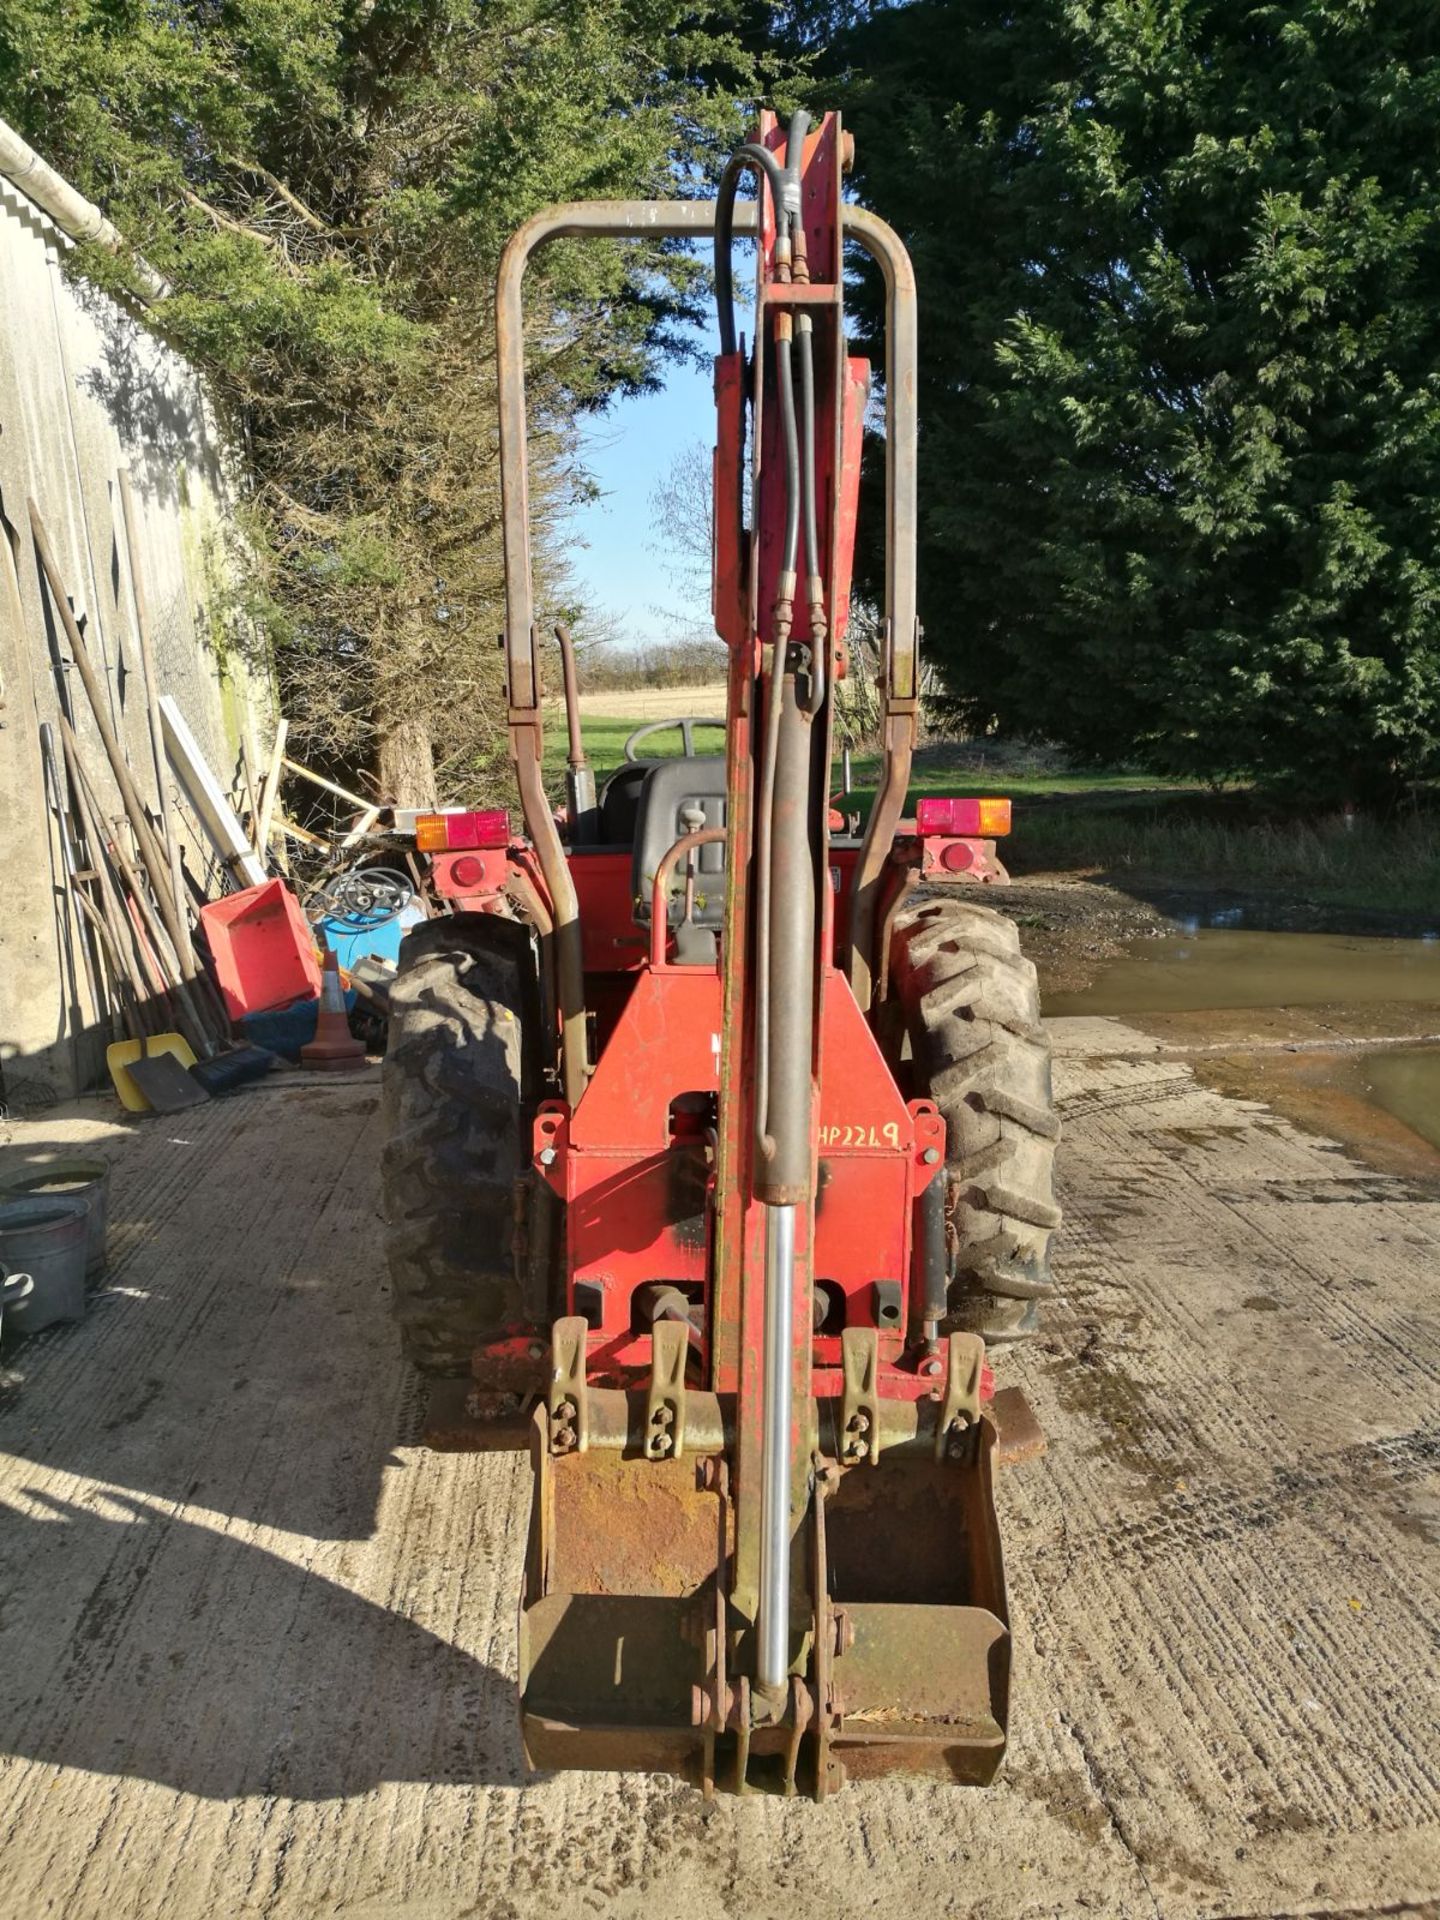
[{"xmin": 0, "ymin": 1008, "xmax": 1437, "ymax": 1918}]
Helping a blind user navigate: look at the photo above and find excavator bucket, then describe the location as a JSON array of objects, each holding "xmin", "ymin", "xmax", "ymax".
[
  {"xmin": 518, "ymin": 1402, "xmax": 1009, "ymax": 1795},
  {"xmin": 520, "ymin": 1414, "xmax": 731, "ymax": 1782},
  {"xmin": 821, "ymin": 1426, "xmax": 1009, "ymax": 1787}
]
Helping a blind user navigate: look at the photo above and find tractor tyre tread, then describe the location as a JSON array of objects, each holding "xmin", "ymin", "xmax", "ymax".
[
  {"xmin": 889, "ymin": 896, "xmax": 1061, "ymax": 1345},
  {"xmin": 381, "ymin": 915, "xmax": 541, "ymax": 1374}
]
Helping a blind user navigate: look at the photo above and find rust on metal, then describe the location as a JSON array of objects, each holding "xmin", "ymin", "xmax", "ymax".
[
  {"xmin": 990, "ymin": 1384, "xmax": 1048, "ymax": 1467},
  {"xmin": 840, "ymin": 1327, "xmax": 880, "ymax": 1466},
  {"xmin": 645, "ymin": 1317, "xmax": 691, "ymax": 1460},
  {"xmin": 496, "ymin": 203, "xmax": 757, "ymax": 1105},
  {"xmin": 546, "ymin": 1449, "xmax": 725, "ymax": 1598},
  {"xmin": 837, "ymin": 202, "xmax": 921, "ymax": 1006},
  {"xmin": 648, "ymin": 825, "xmax": 728, "ymax": 967},
  {"xmin": 517, "ymin": 1414, "xmax": 1008, "ymax": 1793},
  {"xmin": 547, "ymin": 1315, "xmax": 590, "ymax": 1455}
]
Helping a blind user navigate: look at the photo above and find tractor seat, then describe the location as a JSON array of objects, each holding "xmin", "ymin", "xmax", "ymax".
[
  {"xmin": 598, "ymin": 760, "xmax": 654, "ymax": 846},
  {"xmin": 631, "ymin": 757, "xmax": 727, "ymax": 927}
]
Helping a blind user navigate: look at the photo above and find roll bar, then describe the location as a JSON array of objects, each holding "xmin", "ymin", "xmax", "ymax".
[{"xmin": 495, "ymin": 198, "xmax": 919, "ymax": 1095}]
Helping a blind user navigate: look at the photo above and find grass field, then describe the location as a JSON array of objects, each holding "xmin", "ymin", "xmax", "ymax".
[
  {"xmin": 559, "ymin": 710, "xmax": 729, "ymax": 778},
  {"xmin": 555, "ymin": 712, "xmax": 1191, "ymax": 795},
  {"xmin": 841, "ymin": 741, "xmax": 1196, "ymax": 802},
  {"xmin": 557, "ymin": 709, "xmax": 1440, "ymax": 916}
]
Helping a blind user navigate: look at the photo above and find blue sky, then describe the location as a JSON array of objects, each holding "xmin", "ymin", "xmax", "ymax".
[
  {"xmin": 565, "ymin": 351, "xmax": 714, "ymax": 649},
  {"xmin": 568, "ymin": 343, "xmax": 718, "ymax": 645},
  {"xmin": 564, "ymin": 238, "xmax": 739, "ymax": 650}
]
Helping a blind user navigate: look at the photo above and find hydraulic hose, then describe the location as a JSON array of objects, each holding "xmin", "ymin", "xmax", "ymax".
[
  {"xmin": 784, "ymin": 109, "xmax": 811, "ymax": 177},
  {"xmin": 797, "ymin": 325, "xmax": 819, "ymax": 585},
  {"xmin": 775, "ymin": 326, "xmax": 801, "ymax": 581},
  {"xmin": 783, "ymin": 110, "xmax": 810, "ymax": 282},
  {"xmin": 713, "ymin": 123, "xmax": 801, "ymax": 1156},
  {"xmin": 714, "ymin": 141, "xmax": 791, "ymax": 358},
  {"xmin": 796, "ymin": 315, "xmax": 826, "ymax": 714},
  {"xmin": 754, "ymin": 302, "xmax": 803, "ymax": 1159},
  {"xmin": 752, "ymin": 589, "xmax": 786, "ymax": 1156}
]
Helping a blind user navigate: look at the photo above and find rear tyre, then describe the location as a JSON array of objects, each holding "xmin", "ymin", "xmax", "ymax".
[
  {"xmin": 888, "ymin": 897, "xmax": 1061, "ymax": 1344},
  {"xmin": 381, "ymin": 915, "xmax": 545, "ymax": 1374}
]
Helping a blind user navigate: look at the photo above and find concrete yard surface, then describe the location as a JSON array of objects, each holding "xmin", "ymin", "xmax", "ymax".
[{"xmin": 1, "ymin": 1034, "xmax": 1438, "ymax": 1920}]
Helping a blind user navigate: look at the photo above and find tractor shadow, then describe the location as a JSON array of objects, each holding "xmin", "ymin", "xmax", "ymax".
[
  {"xmin": 0, "ymin": 1093, "xmax": 538, "ymax": 1798},
  {"xmin": 0, "ymin": 1092, "xmax": 396, "ymax": 1545},
  {"xmin": 0, "ymin": 1488, "xmax": 530, "ymax": 1799}
]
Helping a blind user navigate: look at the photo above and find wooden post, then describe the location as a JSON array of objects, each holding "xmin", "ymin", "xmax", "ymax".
[
  {"xmin": 29, "ymin": 500, "xmax": 204, "ymax": 1010},
  {"xmin": 257, "ymin": 717, "xmax": 288, "ymax": 868},
  {"xmin": 116, "ymin": 468, "xmax": 202, "ymax": 987}
]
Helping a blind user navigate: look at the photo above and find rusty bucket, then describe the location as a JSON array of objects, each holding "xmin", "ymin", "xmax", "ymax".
[
  {"xmin": 518, "ymin": 1404, "xmax": 1008, "ymax": 1797},
  {"xmin": 520, "ymin": 1412, "xmax": 730, "ymax": 1782},
  {"xmin": 819, "ymin": 1423, "xmax": 1009, "ymax": 1788}
]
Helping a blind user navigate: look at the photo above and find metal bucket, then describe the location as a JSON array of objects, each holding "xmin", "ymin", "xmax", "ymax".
[
  {"xmin": 818, "ymin": 1426, "xmax": 1009, "ymax": 1789},
  {"xmin": 518, "ymin": 1399, "xmax": 1010, "ymax": 1796},
  {"xmin": 0, "ymin": 1272, "xmax": 34, "ymax": 1338},
  {"xmin": 520, "ymin": 1421, "xmax": 730, "ymax": 1785},
  {"xmin": 0, "ymin": 1196, "xmax": 89, "ymax": 1331},
  {"xmin": 0, "ymin": 1158, "xmax": 109, "ymax": 1279}
]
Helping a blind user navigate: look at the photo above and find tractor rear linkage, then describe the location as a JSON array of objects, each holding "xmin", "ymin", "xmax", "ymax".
[{"xmin": 398, "ymin": 110, "xmax": 1052, "ymax": 1798}]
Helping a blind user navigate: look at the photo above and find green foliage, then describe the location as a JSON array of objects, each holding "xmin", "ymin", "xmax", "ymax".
[
  {"xmin": 0, "ymin": 0, "xmax": 781, "ymax": 798},
  {"xmin": 1006, "ymin": 794, "xmax": 1440, "ymax": 914},
  {"xmin": 829, "ymin": 0, "xmax": 1440, "ymax": 804}
]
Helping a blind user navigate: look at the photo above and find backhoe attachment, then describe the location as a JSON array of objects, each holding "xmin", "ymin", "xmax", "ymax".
[{"xmin": 483, "ymin": 107, "xmax": 1021, "ymax": 1797}]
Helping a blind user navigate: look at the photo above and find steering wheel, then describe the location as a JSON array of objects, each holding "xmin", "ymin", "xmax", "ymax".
[{"xmin": 623, "ymin": 717, "xmax": 727, "ymax": 763}]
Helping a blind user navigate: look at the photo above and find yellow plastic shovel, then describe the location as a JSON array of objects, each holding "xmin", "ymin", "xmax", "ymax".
[{"xmin": 106, "ymin": 1032, "xmax": 201, "ymax": 1113}]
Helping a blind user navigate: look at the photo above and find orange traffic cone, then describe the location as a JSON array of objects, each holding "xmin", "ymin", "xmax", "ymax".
[{"xmin": 301, "ymin": 949, "xmax": 367, "ymax": 1071}]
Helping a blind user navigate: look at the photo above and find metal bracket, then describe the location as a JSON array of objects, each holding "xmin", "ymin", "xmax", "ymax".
[
  {"xmin": 547, "ymin": 1314, "xmax": 589, "ymax": 1455},
  {"xmin": 645, "ymin": 1318, "xmax": 689, "ymax": 1460},
  {"xmin": 908, "ymin": 1098, "xmax": 946, "ymax": 1194},
  {"xmin": 840, "ymin": 1326, "xmax": 880, "ymax": 1465},
  {"xmin": 533, "ymin": 1103, "xmax": 569, "ymax": 1197},
  {"xmin": 935, "ymin": 1330, "xmax": 984, "ymax": 1461},
  {"xmin": 872, "ymin": 1278, "xmax": 903, "ymax": 1332},
  {"xmin": 811, "ymin": 1466, "xmax": 848, "ymax": 1801}
]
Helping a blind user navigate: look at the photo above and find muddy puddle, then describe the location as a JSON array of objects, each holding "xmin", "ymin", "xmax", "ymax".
[
  {"xmin": 1043, "ymin": 920, "xmax": 1440, "ymax": 1170},
  {"xmin": 1044, "ymin": 925, "xmax": 1439, "ymax": 1019},
  {"xmin": 1357, "ymin": 1047, "xmax": 1440, "ymax": 1152}
]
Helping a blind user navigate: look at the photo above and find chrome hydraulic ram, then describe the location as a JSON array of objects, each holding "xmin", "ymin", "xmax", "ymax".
[
  {"xmin": 754, "ymin": 665, "xmax": 819, "ymax": 1691},
  {"xmin": 758, "ymin": 1201, "xmax": 797, "ymax": 1691}
]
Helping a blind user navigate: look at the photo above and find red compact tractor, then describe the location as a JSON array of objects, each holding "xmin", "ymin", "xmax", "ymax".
[{"xmin": 383, "ymin": 110, "xmax": 1060, "ymax": 1796}]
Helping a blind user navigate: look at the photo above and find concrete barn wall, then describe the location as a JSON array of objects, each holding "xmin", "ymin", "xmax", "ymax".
[{"xmin": 0, "ymin": 172, "xmax": 271, "ymax": 1107}]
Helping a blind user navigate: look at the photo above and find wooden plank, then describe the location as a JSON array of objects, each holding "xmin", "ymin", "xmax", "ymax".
[
  {"xmin": 159, "ymin": 694, "xmax": 266, "ymax": 887},
  {"xmin": 256, "ymin": 718, "xmax": 288, "ymax": 865},
  {"xmin": 282, "ymin": 756, "xmax": 372, "ymax": 814}
]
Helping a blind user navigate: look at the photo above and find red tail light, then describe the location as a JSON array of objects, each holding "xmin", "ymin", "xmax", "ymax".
[
  {"xmin": 415, "ymin": 808, "xmax": 511, "ymax": 852},
  {"xmin": 914, "ymin": 796, "xmax": 1011, "ymax": 838}
]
